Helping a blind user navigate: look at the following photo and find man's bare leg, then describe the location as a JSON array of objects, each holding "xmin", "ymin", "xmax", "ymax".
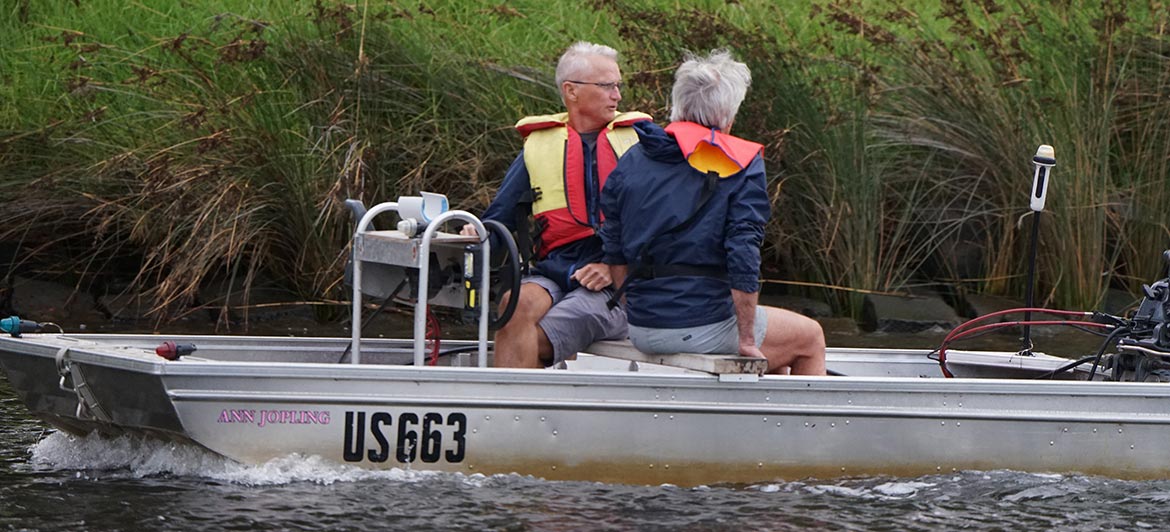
[
  {"xmin": 492, "ymin": 283, "xmax": 556, "ymax": 368},
  {"xmin": 758, "ymin": 306, "xmax": 826, "ymax": 375}
]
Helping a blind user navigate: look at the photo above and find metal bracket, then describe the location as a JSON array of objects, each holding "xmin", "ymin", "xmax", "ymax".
[{"xmin": 54, "ymin": 347, "xmax": 113, "ymax": 423}]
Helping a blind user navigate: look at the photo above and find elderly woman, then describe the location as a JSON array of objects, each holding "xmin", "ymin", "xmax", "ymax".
[{"xmin": 599, "ymin": 50, "xmax": 825, "ymax": 375}]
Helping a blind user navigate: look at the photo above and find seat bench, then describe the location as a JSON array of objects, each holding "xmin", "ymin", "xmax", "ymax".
[{"xmin": 584, "ymin": 340, "xmax": 767, "ymax": 375}]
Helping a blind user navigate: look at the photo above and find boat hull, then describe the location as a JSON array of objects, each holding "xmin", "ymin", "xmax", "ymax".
[{"xmin": 3, "ymin": 333, "xmax": 1168, "ymax": 485}]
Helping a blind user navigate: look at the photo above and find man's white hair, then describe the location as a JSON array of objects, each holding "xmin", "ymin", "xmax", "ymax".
[
  {"xmin": 669, "ymin": 49, "xmax": 751, "ymax": 131},
  {"xmin": 555, "ymin": 41, "xmax": 619, "ymax": 87}
]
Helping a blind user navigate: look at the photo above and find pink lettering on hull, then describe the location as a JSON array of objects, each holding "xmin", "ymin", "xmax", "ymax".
[{"xmin": 216, "ymin": 409, "xmax": 332, "ymax": 428}]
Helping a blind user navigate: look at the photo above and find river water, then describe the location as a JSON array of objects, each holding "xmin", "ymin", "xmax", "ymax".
[{"xmin": 3, "ymin": 321, "xmax": 1168, "ymax": 531}]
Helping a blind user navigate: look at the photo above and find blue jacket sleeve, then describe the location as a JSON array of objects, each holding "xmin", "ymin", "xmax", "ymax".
[
  {"xmin": 724, "ymin": 155, "xmax": 770, "ymax": 293},
  {"xmin": 480, "ymin": 152, "xmax": 530, "ymax": 232},
  {"xmin": 599, "ymin": 165, "xmax": 626, "ymax": 265}
]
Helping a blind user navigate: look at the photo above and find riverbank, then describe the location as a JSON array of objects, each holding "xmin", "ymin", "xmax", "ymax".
[{"xmin": 3, "ymin": 1, "xmax": 1168, "ymax": 323}]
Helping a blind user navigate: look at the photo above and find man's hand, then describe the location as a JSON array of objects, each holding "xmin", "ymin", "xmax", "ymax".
[
  {"xmin": 739, "ymin": 343, "xmax": 765, "ymax": 359},
  {"xmin": 739, "ymin": 343, "xmax": 768, "ymax": 375},
  {"xmin": 459, "ymin": 223, "xmax": 478, "ymax": 237},
  {"xmin": 571, "ymin": 263, "xmax": 612, "ymax": 291}
]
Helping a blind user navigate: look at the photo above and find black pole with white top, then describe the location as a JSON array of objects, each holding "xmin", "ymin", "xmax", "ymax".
[{"xmin": 1022, "ymin": 144, "xmax": 1056, "ymax": 354}]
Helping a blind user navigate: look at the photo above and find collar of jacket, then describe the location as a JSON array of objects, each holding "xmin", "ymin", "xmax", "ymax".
[
  {"xmin": 665, "ymin": 121, "xmax": 763, "ymax": 177},
  {"xmin": 514, "ymin": 111, "xmax": 652, "ymax": 137}
]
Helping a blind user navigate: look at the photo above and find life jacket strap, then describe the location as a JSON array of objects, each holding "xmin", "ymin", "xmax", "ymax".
[
  {"xmin": 607, "ymin": 264, "xmax": 729, "ymax": 311},
  {"xmin": 513, "ymin": 188, "xmax": 536, "ymax": 273},
  {"xmin": 636, "ymin": 264, "xmax": 728, "ymax": 280}
]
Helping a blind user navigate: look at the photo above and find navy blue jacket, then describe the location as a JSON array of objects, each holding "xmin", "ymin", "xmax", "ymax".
[
  {"xmin": 480, "ymin": 147, "xmax": 606, "ymax": 294},
  {"xmin": 599, "ymin": 121, "xmax": 769, "ymax": 328}
]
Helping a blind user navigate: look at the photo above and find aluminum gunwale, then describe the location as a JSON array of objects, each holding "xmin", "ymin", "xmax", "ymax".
[
  {"xmin": 6, "ymin": 335, "xmax": 1170, "ymax": 399},
  {"xmin": 96, "ymin": 357, "xmax": 1170, "ymax": 400}
]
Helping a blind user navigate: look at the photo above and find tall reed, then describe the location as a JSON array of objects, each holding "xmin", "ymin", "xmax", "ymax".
[
  {"xmin": 3, "ymin": 0, "xmax": 1170, "ymax": 325},
  {"xmin": 870, "ymin": 1, "xmax": 1170, "ymax": 310},
  {"xmin": 1112, "ymin": 33, "xmax": 1170, "ymax": 291}
]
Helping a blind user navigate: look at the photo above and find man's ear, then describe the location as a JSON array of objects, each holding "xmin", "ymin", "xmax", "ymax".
[{"xmin": 562, "ymin": 82, "xmax": 577, "ymax": 102}]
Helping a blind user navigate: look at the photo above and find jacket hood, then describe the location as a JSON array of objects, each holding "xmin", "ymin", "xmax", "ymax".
[{"xmin": 632, "ymin": 121, "xmax": 685, "ymax": 163}]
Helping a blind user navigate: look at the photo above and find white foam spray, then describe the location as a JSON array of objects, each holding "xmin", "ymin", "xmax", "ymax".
[{"xmin": 27, "ymin": 431, "xmax": 450, "ymax": 486}]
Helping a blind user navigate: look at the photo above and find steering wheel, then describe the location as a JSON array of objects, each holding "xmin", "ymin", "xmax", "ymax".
[{"xmin": 481, "ymin": 219, "xmax": 521, "ymax": 329}]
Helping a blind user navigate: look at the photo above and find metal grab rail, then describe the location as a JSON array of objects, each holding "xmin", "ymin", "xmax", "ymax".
[{"xmin": 350, "ymin": 204, "xmax": 490, "ymax": 367}]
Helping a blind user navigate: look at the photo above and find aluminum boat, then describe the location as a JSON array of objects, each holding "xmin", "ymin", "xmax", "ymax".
[{"xmin": 2, "ymin": 197, "xmax": 1169, "ymax": 486}]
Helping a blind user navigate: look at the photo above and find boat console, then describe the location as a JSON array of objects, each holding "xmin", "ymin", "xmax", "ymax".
[
  {"xmin": 1110, "ymin": 250, "xmax": 1170, "ymax": 381},
  {"xmin": 345, "ymin": 193, "xmax": 521, "ymax": 367}
]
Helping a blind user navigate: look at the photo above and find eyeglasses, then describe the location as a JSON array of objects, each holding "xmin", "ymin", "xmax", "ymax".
[{"xmin": 566, "ymin": 80, "xmax": 623, "ymax": 91}]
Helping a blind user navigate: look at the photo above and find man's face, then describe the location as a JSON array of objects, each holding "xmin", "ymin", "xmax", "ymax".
[{"xmin": 563, "ymin": 55, "xmax": 622, "ymax": 132}]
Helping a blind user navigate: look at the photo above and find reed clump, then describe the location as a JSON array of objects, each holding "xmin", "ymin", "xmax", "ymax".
[{"xmin": 872, "ymin": 0, "xmax": 1170, "ymax": 310}]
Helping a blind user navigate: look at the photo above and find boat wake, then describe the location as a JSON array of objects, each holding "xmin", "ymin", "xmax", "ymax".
[{"xmin": 26, "ymin": 430, "xmax": 456, "ymax": 486}]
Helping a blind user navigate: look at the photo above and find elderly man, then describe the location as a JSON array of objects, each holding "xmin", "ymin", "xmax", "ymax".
[
  {"xmin": 599, "ymin": 50, "xmax": 825, "ymax": 375},
  {"xmin": 464, "ymin": 42, "xmax": 651, "ymax": 368}
]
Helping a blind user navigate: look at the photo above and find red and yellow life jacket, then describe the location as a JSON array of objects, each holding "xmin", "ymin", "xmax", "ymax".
[
  {"xmin": 516, "ymin": 111, "xmax": 652, "ymax": 257},
  {"xmin": 664, "ymin": 121, "xmax": 764, "ymax": 178}
]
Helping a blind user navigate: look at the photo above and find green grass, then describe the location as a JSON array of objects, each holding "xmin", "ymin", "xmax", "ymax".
[{"xmin": 3, "ymin": 0, "xmax": 1170, "ymax": 324}]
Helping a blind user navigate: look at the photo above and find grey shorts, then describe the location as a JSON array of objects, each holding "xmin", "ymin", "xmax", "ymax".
[
  {"xmin": 526, "ymin": 275, "xmax": 628, "ymax": 365},
  {"xmin": 628, "ymin": 306, "xmax": 768, "ymax": 354}
]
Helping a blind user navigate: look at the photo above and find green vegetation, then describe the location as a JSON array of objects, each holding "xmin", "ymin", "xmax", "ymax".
[{"xmin": 2, "ymin": 0, "xmax": 1168, "ymax": 324}]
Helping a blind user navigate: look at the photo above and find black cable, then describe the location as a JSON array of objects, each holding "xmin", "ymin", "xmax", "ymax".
[
  {"xmin": 1088, "ymin": 326, "xmax": 1129, "ymax": 380},
  {"xmin": 397, "ymin": 345, "xmax": 489, "ymax": 366},
  {"xmin": 1065, "ymin": 323, "xmax": 1115, "ymax": 337},
  {"xmin": 439, "ymin": 345, "xmax": 484, "ymax": 356},
  {"xmin": 1035, "ymin": 355, "xmax": 1101, "ymax": 380},
  {"xmin": 930, "ymin": 325, "xmax": 1117, "ymax": 379},
  {"xmin": 1027, "ymin": 325, "xmax": 1127, "ymax": 380},
  {"xmin": 338, "ymin": 279, "xmax": 409, "ymax": 363}
]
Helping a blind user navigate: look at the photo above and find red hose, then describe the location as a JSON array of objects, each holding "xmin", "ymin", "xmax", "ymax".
[
  {"xmin": 426, "ymin": 308, "xmax": 441, "ymax": 366},
  {"xmin": 936, "ymin": 308, "xmax": 1111, "ymax": 378}
]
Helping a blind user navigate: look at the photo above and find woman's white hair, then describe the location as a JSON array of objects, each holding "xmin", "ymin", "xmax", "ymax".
[
  {"xmin": 669, "ymin": 49, "xmax": 751, "ymax": 131},
  {"xmin": 555, "ymin": 41, "xmax": 619, "ymax": 87}
]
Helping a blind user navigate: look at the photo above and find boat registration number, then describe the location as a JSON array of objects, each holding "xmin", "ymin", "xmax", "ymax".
[{"xmin": 342, "ymin": 411, "xmax": 467, "ymax": 464}]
